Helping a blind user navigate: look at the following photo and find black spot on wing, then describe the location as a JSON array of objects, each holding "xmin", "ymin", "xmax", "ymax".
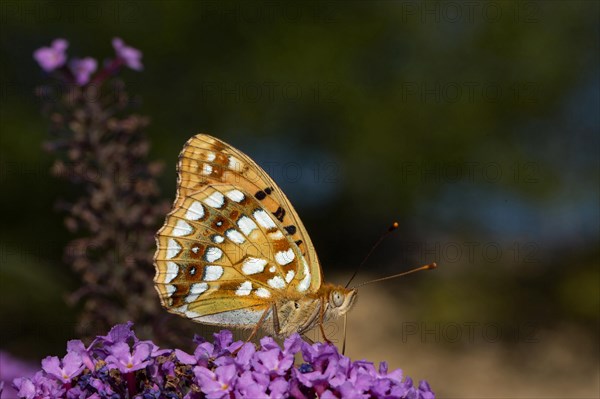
[
  {"xmin": 255, "ymin": 190, "xmax": 267, "ymax": 200},
  {"xmin": 273, "ymin": 207, "xmax": 286, "ymax": 222}
]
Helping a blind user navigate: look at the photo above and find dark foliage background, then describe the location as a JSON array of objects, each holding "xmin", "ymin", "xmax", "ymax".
[{"xmin": 1, "ymin": 1, "xmax": 598, "ymax": 397}]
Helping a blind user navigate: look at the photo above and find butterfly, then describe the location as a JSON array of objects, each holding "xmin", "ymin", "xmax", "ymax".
[{"xmin": 153, "ymin": 134, "xmax": 356, "ymax": 341}]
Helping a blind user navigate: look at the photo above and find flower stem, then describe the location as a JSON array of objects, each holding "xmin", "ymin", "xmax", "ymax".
[
  {"xmin": 90, "ymin": 58, "xmax": 123, "ymax": 86},
  {"xmin": 125, "ymin": 372, "xmax": 137, "ymax": 396}
]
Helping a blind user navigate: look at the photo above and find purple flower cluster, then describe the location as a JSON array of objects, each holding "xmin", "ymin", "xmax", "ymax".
[
  {"xmin": 33, "ymin": 37, "xmax": 142, "ymax": 86},
  {"xmin": 11, "ymin": 323, "xmax": 435, "ymax": 399},
  {"xmin": 0, "ymin": 352, "xmax": 37, "ymax": 398}
]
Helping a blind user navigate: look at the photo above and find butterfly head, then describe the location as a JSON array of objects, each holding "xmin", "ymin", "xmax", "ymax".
[{"xmin": 322, "ymin": 284, "xmax": 358, "ymax": 318}]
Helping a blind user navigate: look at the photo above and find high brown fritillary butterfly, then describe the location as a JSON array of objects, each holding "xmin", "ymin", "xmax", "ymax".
[{"xmin": 153, "ymin": 134, "xmax": 356, "ymax": 340}]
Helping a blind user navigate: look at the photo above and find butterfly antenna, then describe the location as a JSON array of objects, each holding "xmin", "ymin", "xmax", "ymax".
[
  {"xmin": 344, "ymin": 221, "xmax": 400, "ymax": 288},
  {"xmin": 351, "ymin": 262, "xmax": 437, "ymax": 289}
]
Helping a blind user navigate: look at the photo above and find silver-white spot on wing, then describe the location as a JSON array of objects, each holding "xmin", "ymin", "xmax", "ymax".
[
  {"xmin": 185, "ymin": 282, "xmax": 209, "ymax": 303},
  {"xmin": 225, "ymin": 189, "xmax": 245, "ymax": 203},
  {"xmin": 275, "ymin": 248, "xmax": 295, "ymax": 265},
  {"xmin": 255, "ymin": 288, "xmax": 271, "ymax": 298},
  {"xmin": 186, "ymin": 309, "xmax": 201, "ymax": 318},
  {"xmin": 225, "ymin": 229, "xmax": 246, "ymax": 244},
  {"xmin": 202, "ymin": 163, "xmax": 213, "ymax": 175},
  {"xmin": 175, "ymin": 303, "xmax": 202, "ymax": 318},
  {"xmin": 166, "ymin": 284, "xmax": 176, "ymax": 297},
  {"xmin": 268, "ymin": 230, "xmax": 285, "ymax": 240},
  {"xmin": 185, "ymin": 201, "xmax": 205, "ymax": 221},
  {"xmin": 297, "ymin": 257, "xmax": 311, "ymax": 292},
  {"xmin": 285, "ymin": 270, "xmax": 295, "ymax": 283},
  {"xmin": 212, "ymin": 235, "xmax": 225, "ymax": 244},
  {"xmin": 235, "ymin": 281, "xmax": 252, "ymax": 296},
  {"xmin": 267, "ymin": 275, "xmax": 286, "ymax": 289},
  {"xmin": 242, "ymin": 257, "xmax": 267, "ymax": 275},
  {"xmin": 204, "ymin": 192, "xmax": 225, "ymax": 208},
  {"xmin": 203, "ymin": 265, "xmax": 224, "ymax": 281},
  {"xmin": 174, "ymin": 304, "xmax": 188, "ymax": 314},
  {"xmin": 172, "ymin": 220, "xmax": 193, "ymax": 237},
  {"xmin": 164, "ymin": 261, "xmax": 179, "ymax": 283},
  {"xmin": 205, "ymin": 247, "xmax": 223, "ymax": 262},
  {"xmin": 253, "ymin": 209, "xmax": 277, "ymax": 229},
  {"xmin": 166, "ymin": 239, "xmax": 182, "ymax": 260},
  {"xmin": 228, "ymin": 156, "xmax": 242, "ymax": 172},
  {"xmin": 237, "ymin": 216, "xmax": 257, "ymax": 235}
]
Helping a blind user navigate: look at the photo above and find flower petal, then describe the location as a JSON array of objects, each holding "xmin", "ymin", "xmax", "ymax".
[{"xmin": 40, "ymin": 356, "xmax": 62, "ymax": 379}]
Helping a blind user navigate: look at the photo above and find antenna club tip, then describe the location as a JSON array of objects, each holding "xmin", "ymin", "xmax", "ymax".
[
  {"xmin": 389, "ymin": 221, "xmax": 399, "ymax": 231},
  {"xmin": 427, "ymin": 262, "xmax": 438, "ymax": 270}
]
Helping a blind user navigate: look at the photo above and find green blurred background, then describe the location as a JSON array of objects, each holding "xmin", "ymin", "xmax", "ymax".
[{"xmin": 1, "ymin": 1, "xmax": 598, "ymax": 397}]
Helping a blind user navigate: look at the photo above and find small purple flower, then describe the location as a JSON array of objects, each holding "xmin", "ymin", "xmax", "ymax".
[
  {"xmin": 295, "ymin": 342, "xmax": 340, "ymax": 390},
  {"xmin": 33, "ymin": 39, "xmax": 68, "ymax": 72},
  {"xmin": 214, "ymin": 329, "xmax": 244, "ymax": 355},
  {"xmin": 283, "ymin": 333, "xmax": 303, "ymax": 355},
  {"xmin": 66, "ymin": 386, "xmax": 89, "ymax": 399},
  {"xmin": 378, "ymin": 361, "xmax": 403, "ymax": 383},
  {"xmin": 193, "ymin": 341, "xmax": 215, "ymax": 367},
  {"xmin": 105, "ymin": 342, "xmax": 151, "ymax": 373},
  {"xmin": 338, "ymin": 380, "xmax": 370, "ymax": 399},
  {"xmin": 67, "ymin": 340, "xmax": 95, "ymax": 371},
  {"xmin": 321, "ymin": 390, "xmax": 338, "ymax": 399},
  {"xmin": 234, "ymin": 370, "xmax": 268, "ymax": 397},
  {"xmin": 138, "ymin": 339, "xmax": 171, "ymax": 357},
  {"xmin": 174, "ymin": 349, "xmax": 196, "ymax": 365},
  {"xmin": 14, "ymin": 371, "xmax": 65, "ymax": 399},
  {"xmin": 268, "ymin": 377, "xmax": 289, "ymax": 398},
  {"xmin": 194, "ymin": 364, "xmax": 237, "ymax": 399},
  {"xmin": 69, "ymin": 57, "xmax": 97, "ymax": 86},
  {"xmin": 252, "ymin": 347, "xmax": 294, "ymax": 376},
  {"xmin": 14, "ymin": 377, "xmax": 36, "ymax": 399},
  {"xmin": 234, "ymin": 342, "xmax": 255, "ymax": 369},
  {"xmin": 93, "ymin": 321, "xmax": 136, "ymax": 346},
  {"xmin": 0, "ymin": 352, "xmax": 37, "ymax": 398},
  {"xmin": 328, "ymin": 356, "xmax": 351, "ymax": 388},
  {"xmin": 112, "ymin": 37, "xmax": 143, "ymax": 71},
  {"xmin": 419, "ymin": 380, "xmax": 436, "ymax": 399},
  {"xmin": 89, "ymin": 377, "xmax": 111, "ymax": 393},
  {"xmin": 41, "ymin": 352, "xmax": 84, "ymax": 383}
]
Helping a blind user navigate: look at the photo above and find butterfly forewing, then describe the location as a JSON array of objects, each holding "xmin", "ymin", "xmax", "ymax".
[
  {"xmin": 177, "ymin": 135, "xmax": 322, "ymax": 288},
  {"xmin": 154, "ymin": 134, "xmax": 323, "ymax": 327}
]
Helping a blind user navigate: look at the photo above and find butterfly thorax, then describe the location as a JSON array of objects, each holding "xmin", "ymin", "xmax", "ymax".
[{"xmin": 266, "ymin": 284, "xmax": 357, "ymax": 337}]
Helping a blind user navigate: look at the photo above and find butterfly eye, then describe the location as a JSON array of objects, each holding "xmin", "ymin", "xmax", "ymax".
[{"xmin": 331, "ymin": 291, "xmax": 344, "ymax": 307}]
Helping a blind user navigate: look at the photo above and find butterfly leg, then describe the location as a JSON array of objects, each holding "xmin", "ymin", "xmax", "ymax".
[
  {"xmin": 272, "ymin": 303, "xmax": 282, "ymax": 336},
  {"xmin": 301, "ymin": 334, "xmax": 315, "ymax": 345},
  {"xmin": 319, "ymin": 297, "xmax": 332, "ymax": 344},
  {"xmin": 245, "ymin": 306, "xmax": 272, "ymax": 344}
]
